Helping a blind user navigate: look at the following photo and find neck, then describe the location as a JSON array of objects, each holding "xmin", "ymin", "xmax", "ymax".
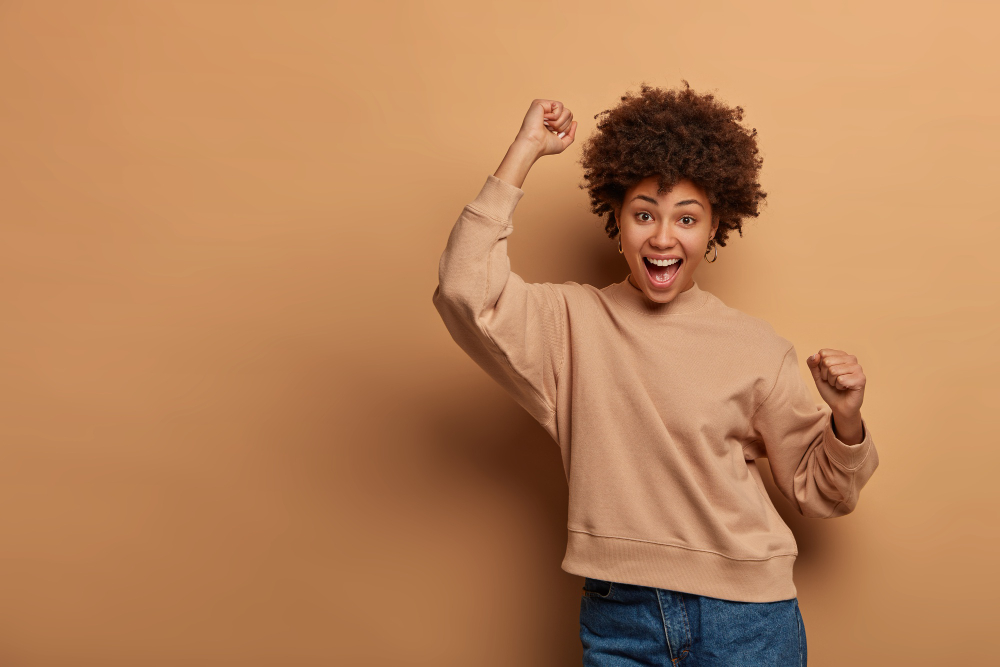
[{"xmin": 613, "ymin": 274, "xmax": 708, "ymax": 316}]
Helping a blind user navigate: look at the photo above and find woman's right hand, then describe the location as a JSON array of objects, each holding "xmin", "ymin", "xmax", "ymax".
[{"xmin": 515, "ymin": 99, "xmax": 578, "ymax": 157}]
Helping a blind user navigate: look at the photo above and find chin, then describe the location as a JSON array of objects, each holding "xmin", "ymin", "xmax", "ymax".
[
  {"xmin": 642, "ymin": 286, "xmax": 677, "ymax": 303},
  {"xmin": 631, "ymin": 272, "xmax": 685, "ymax": 302}
]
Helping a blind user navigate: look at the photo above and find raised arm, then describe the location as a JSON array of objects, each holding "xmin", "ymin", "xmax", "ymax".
[
  {"xmin": 745, "ymin": 344, "xmax": 880, "ymax": 518},
  {"xmin": 431, "ymin": 100, "xmax": 578, "ymax": 428}
]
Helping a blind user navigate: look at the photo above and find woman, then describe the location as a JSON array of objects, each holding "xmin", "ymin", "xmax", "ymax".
[{"xmin": 432, "ymin": 81, "xmax": 878, "ymax": 666}]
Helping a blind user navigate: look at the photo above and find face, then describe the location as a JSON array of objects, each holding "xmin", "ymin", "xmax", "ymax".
[{"xmin": 614, "ymin": 176, "xmax": 719, "ymax": 304}]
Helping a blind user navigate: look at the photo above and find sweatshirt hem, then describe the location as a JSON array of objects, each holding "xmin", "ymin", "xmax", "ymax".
[{"xmin": 562, "ymin": 528, "xmax": 798, "ymax": 603}]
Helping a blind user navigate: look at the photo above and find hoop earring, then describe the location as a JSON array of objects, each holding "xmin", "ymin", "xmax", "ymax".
[
  {"xmin": 704, "ymin": 244, "xmax": 718, "ymax": 263},
  {"xmin": 617, "ymin": 226, "xmax": 623, "ymax": 254}
]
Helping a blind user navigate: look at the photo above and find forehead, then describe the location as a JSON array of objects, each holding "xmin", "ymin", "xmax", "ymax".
[{"xmin": 626, "ymin": 176, "xmax": 708, "ymax": 205}]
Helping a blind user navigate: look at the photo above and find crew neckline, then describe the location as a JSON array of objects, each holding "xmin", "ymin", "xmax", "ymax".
[{"xmin": 609, "ymin": 274, "xmax": 710, "ymax": 316}]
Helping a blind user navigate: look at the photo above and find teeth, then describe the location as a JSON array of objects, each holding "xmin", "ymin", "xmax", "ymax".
[{"xmin": 647, "ymin": 257, "xmax": 680, "ymax": 267}]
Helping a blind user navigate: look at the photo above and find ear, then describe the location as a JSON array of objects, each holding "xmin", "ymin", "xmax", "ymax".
[{"xmin": 710, "ymin": 215, "xmax": 720, "ymax": 240}]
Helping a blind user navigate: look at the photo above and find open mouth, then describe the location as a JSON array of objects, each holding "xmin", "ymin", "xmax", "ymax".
[{"xmin": 642, "ymin": 256, "xmax": 683, "ymax": 287}]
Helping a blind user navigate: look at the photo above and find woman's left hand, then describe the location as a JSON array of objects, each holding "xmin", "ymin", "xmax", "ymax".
[{"xmin": 807, "ymin": 348, "xmax": 865, "ymax": 418}]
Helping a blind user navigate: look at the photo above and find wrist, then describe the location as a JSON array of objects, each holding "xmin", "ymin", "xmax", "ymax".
[
  {"xmin": 494, "ymin": 140, "xmax": 543, "ymax": 189},
  {"xmin": 832, "ymin": 408, "xmax": 861, "ymax": 424},
  {"xmin": 511, "ymin": 136, "xmax": 545, "ymax": 162},
  {"xmin": 831, "ymin": 411, "xmax": 864, "ymax": 445}
]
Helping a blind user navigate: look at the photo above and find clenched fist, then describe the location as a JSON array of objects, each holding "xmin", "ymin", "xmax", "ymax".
[
  {"xmin": 515, "ymin": 99, "xmax": 578, "ymax": 157},
  {"xmin": 807, "ymin": 348, "xmax": 865, "ymax": 425}
]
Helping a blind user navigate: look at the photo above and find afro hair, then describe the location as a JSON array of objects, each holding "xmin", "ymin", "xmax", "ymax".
[{"xmin": 578, "ymin": 80, "xmax": 767, "ymax": 251}]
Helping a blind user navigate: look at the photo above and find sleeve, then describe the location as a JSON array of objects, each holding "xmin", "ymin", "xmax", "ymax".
[
  {"xmin": 431, "ymin": 174, "xmax": 568, "ymax": 427},
  {"xmin": 744, "ymin": 343, "xmax": 880, "ymax": 519}
]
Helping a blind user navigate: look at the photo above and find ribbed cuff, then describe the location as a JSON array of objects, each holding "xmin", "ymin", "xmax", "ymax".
[
  {"xmin": 467, "ymin": 174, "xmax": 525, "ymax": 222},
  {"xmin": 823, "ymin": 416, "xmax": 873, "ymax": 470}
]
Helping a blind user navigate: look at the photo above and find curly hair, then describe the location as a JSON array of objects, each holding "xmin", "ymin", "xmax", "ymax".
[{"xmin": 578, "ymin": 80, "xmax": 767, "ymax": 250}]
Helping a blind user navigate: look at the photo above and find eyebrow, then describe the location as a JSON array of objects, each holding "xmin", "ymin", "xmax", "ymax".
[{"xmin": 630, "ymin": 195, "xmax": 704, "ymax": 210}]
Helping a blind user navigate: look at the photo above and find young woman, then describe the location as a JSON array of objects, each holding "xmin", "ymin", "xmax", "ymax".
[{"xmin": 432, "ymin": 82, "xmax": 878, "ymax": 666}]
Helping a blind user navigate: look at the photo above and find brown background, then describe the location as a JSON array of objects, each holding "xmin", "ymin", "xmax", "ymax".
[{"xmin": 1, "ymin": 1, "xmax": 997, "ymax": 665}]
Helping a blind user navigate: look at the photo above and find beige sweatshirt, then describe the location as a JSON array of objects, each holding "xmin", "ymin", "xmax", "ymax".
[{"xmin": 432, "ymin": 174, "xmax": 880, "ymax": 603}]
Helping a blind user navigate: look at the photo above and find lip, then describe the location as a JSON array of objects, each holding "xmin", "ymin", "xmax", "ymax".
[{"xmin": 642, "ymin": 256, "xmax": 682, "ymax": 290}]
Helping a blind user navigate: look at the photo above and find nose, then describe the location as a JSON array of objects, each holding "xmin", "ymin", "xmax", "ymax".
[{"xmin": 648, "ymin": 221, "xmax": 676, "ymax": 249}]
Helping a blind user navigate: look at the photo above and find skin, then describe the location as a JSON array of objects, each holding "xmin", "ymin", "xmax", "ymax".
[
  {"xmin": 612, "ymin": 176, "xmax": 718, "ymax": 304},
  {"xmin": 491, "ymin": 98, "xmax": 866, "ymax": 445}
]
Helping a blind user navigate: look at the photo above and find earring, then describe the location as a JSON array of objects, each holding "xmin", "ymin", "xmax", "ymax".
[
  {"xmin": 617, "ymin": 225, "xmax": 623, "ymax": 254},
  {"xmin": 704, "ymin": 243, "xmax": 718, "ymax": 263}
]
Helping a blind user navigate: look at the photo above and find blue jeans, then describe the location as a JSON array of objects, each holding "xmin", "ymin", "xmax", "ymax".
[{"xmin": 580, "ymin": 578, "xmax": 807, "ymax": 666}]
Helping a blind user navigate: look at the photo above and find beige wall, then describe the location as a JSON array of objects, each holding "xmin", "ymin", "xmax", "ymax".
[{"xmin": 1, "ymin": 1, "xmax": 997, "ymax": 664}]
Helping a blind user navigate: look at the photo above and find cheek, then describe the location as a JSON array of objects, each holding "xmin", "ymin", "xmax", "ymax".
[
  {"xmin": 682, "ymin": 230, "xmax": 709, "ymax": 250},
  {"xmin": 620, "ymin": 229, "xmax": 640, "ymax": 255}
]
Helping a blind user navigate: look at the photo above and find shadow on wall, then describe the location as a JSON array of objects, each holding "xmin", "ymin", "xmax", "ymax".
[{"xmin": 417, "ymin": 381, "xmax": 583, "ymax": 664}]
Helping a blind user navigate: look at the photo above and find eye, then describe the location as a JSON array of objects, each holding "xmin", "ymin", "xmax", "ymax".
[
  {"xmin": 635, "ymin": 211, "xmax": 652, "ymax": 222},
  {"xmin": 680, "ymin": 215, "xmax": 695, "ymax": 225}
]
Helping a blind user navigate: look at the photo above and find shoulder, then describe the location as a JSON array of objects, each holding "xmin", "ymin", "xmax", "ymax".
[
  {"xmin": 702, "ymin": 291, "xmax": 794, "ymax": 357},
  {"xmin": 543, "ymin": 280, "xmax": 606, "ymax": 305},
  {"xmin": 530, "ymin": 280, "xmax": 629, "ymax": 321}
]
